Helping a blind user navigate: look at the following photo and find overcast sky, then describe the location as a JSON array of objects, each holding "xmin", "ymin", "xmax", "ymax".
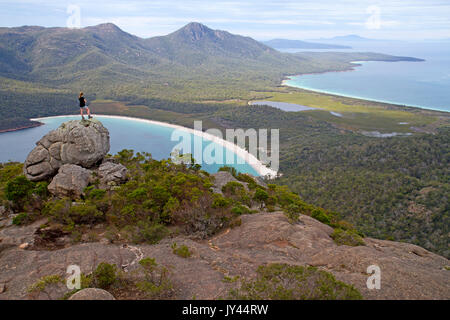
[{"xmin": 0, "ymin": 0, "xmax": 449, "ymax": 40}]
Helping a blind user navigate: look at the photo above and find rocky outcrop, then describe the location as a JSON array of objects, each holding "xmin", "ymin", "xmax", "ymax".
[
  {"xmin": 211, "ymin": 171, "xmax": 266, "ymax": 194},
  {"xmin": 0, "ymin": 212, "xmax": 448, "ymax": 300},
  {"xmin": 23, "ymin": 120, "xmax": 110, "ymax": 182},
  {"xmin": 210, "ymin": 171, "xmax": 239, "ymax": 194},
  {"xmin": 69, "ymin": 288, "xmax": 115, "ymax": 300},
  {"xmin": 47, "ymin": 164, "xmax": 92, "ymax": 198},
  {"xmin": 98, "ymin": 161, "xmax": 128, "ymax": 187}
]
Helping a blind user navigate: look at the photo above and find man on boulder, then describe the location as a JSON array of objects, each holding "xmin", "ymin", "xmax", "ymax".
[{"xmin": 79, "ymin": 92, "xmax": 93, "ymax": 120}]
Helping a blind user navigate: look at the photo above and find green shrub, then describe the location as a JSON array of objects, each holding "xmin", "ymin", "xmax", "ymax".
[
  {"xmin": 85, "ymin": 188, "xmax": 107, "ymax": 200},
  {"xmin": 42, "ymin": 198, "xmax": 71, "ymax": 222},
  {"xmin": 212, "ymin": 194, "xmax": 230, "ymax": 208},
  {"xmin": 137, "ymin": 257, "xmax": 172, "ymax": 298},
  {"xmin": 253, "ymin": 188, "xmax": 269, "ymax": 208},
  {"xmin": 33, "ymin": 181, "xmax": 49, "ymax": 198},
  {"xmin": 231, "ymin": 204, "xmax": 251, "ymax": 215},
  {"xmin": 92, "ymin": 262, "xmax": 118, "ymax": 289},
  {"xmin": 331, "ymin": 228, "xmax": 365, "ymax": 246},
  {"xmin": 28, "ymin": 274, "xmax": 63, "ymax": 294},
  {"xmin": 284, "ymin": 203, "xmax": 300, "ymax": 223},
  {"xmin": 161, "ymin": 197, "xmax": 180, "ymax": 223},
  {"xmin": 128, "ymin": 187, "xmax": 148, "ymax": 201},
  {"xmin": 12, "ymin": 212, "xmax": 30, "ymax": 225},
  {"xmin": 236, "ymin": 173, "xmax": 258, "ymax": 189},
  {"xmin": 68, "ymin": 202, "xmax": 104, "ymax": 224},
  {"xmin": 5, "ymin": 176, "xmax": 35, "ymax": 203},
  {"xmin": 171, "ymin": 243, "xmax": 192, "ymax": 258},
  {"xmin": 222, "ymin": 181, "xmax": 245, "ymax": 195},
  {"xmin": 133, "ymin": 221, "xmax": 169, "ymax": 244},
  {"xmin": 228, "ymin": 263, "xmax": 362, "ymax": 300},
  {"xmin": 311, "ymin": 209, "xmax": 331, "ymax": 225}
]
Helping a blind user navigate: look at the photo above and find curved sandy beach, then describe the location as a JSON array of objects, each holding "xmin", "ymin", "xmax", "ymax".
[{"xmin": 30, "ymin": 114, "xmax": 278, "ymax": 179}]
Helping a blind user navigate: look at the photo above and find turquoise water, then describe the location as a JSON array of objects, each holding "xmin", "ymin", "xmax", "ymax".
[
  {"xmin": 0, "ymin": 116, "xmax": 259, "ymax": 176},
  {"xmin": 282, "ymin": 41, "xmax": 450, "ymax": 112}
]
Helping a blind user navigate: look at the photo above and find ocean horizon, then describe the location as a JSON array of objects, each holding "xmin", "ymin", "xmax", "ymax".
[{"xmin": 281, "ymin": 41, "xmax": 450, "ymax": 113}]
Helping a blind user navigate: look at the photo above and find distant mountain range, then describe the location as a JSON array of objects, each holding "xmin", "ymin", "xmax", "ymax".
[
  {"xmin": 262, "ymin": 39, "xmax": 351, "ymax": 49},
  {"xmin": 0, "ymin": 21, "xmax": 424, "ymax": 131},
  {"xmin": 0, "ymin": 22, "xmax": 306, "ymax": 85},
  {"xmin": 0, "ymin": 24, "xmax": 423, "ymax": 83}
]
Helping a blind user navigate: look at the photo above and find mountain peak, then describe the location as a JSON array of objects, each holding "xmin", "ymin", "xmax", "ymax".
[
  {"xmin": 182, "ymin": 22, "xmax": 211, "ymax": 32},
  {"xmin": 173, "ymin": 22, "xmax": 215, "ymax": 41},
  {"xmin": 85, "ymin": 23, "xmax": 123, "ymax": 34}
]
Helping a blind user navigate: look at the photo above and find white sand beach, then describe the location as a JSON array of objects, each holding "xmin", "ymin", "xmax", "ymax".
[{"xmin": 31, "ymin": 114, "xmax": 278, "ymax": 179}]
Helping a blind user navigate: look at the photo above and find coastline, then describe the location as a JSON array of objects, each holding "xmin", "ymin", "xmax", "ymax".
[
  {"xmin": 281, "ymin": 62, "xmax": 450, "ymax": 114},
  {"xmin": 30, "ymin": 114, "xmax": 278, "ymax": 179},
  {"xmin": 283, "ymin": 78, "xmax": 449, "ymax": 113},
  {"xmin": 0, "ymin": 121, "xmax": 44, "ymax": 134}
]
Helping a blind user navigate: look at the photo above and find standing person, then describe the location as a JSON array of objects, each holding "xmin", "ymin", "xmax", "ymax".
[{"xmin": 79, "ymin": 92, "xmax": 92, "ymax": 120}]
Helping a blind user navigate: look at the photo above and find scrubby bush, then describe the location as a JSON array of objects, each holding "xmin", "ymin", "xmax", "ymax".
[
  {"xmin": 28, "ymin": 274, "xmax": 64, "ymax": 299},
  {"xmin": 211, "ymin": 194, "xmax": 230, "ymax": 208},
  {"xmin": 132, "ymin": 221, "xmax": 168, "ymax": 244},
  {"xmin": 92, "ymin": 262, "xmax": 118, "ymax": 289},
  {"xmin": 84, "ymin": 187, "xmax": 107, "ymax": 200},
  {"xmin": 137, "ymin": 257, "xmax": 172, "ymax": 298},
  {"xmin": 171, "ymin": 243, "xmax": 192, "ymax": 258},
  {"xmin": 236, "ymin": 173, "xmax": 258, "ymax": 189},
  {"xmin": 331, "ymin": 228, "xmax": 365, "ymax": 246},
  {"xmin": 43, "ymin": 199, "xmax": 104, "ymax": 225},
  {"xmin": 5, "ymin": 175, "xmax": 35, "ymax": 203},
  {"xmin": 231, "ymin": 204, "xmax": 251, "ymax": 215},
  {"xmin": 253, "ymin": 188, "xmax": 269, "ymax": 208},
  {"xmin": 12, "ymin": 212, "xmax": 30, "ymax": 225},
  {"xmin": 228, "ymin": 263, "xmax": 362, "ymax": 300},
  {"xmin": 311, "ymin": 209, "xmax": 331, "ymax": 225}
]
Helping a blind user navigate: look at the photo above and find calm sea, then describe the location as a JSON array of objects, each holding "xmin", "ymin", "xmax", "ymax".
[
  {"xmin": 0, "ymin": 116, "xmax": 259, "ymax": 176},
  {"xmin": 282, "ymin": 41, "xmax": 450, "ymax": 112}
]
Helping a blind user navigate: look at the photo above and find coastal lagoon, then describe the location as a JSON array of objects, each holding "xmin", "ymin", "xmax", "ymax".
[
  {"xmin": 282, "ymin": 41, "xmax": 450, "ymax": 113},
  {"xmin": 250, "ymin": 101, "xmax": 316, "ymax": 111},
  {"xmin": 0, "ymin": 115, "xmax": 267, "ymax": 176}
]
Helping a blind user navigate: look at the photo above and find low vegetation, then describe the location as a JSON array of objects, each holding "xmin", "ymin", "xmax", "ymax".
[
  {"xmin": 228, "ymin": 263, "xmax": 363, "ymax": 300},
  {"xmin": 0, "ymin": 150, "xmax": 362, "ymax": 248},
  {"xmin": 171, "ymin": 243, "xmax": 192, "ymax": 258}
]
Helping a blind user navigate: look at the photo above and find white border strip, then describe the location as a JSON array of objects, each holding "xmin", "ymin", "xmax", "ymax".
[{"xmin": 30, "ymin": 114, "xmax": 278, "ymax": 178}]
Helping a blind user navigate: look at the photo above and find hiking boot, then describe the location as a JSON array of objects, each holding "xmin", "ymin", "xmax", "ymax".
[
  {"xmin": 88, "ymin": 115, "xmax": 93, "ymax": 119},
  {"xmin": 82, "ymin": 116, "xmax": 85, "ymax": 120}
]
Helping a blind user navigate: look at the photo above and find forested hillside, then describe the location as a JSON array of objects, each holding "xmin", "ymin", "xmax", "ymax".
[
  {"xmin": 0, "ymin": 22, "xmax": 424, "ymax": 131},
  {"xmin": 0, "ymin": 22, "xmax": 448, "ymax": 257}
]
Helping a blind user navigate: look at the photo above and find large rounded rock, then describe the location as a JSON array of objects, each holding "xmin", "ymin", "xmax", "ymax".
[
  {"xmin": 48, "ymin": 164, "xmax": 92, "ymax": 198},
  {"xmin": 69, "ymin": 288, "xmax": 115, "ymax": 300},
  {"xmin": 23, "ymin": 120, "xmax": 110, "ymax": 181}
]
